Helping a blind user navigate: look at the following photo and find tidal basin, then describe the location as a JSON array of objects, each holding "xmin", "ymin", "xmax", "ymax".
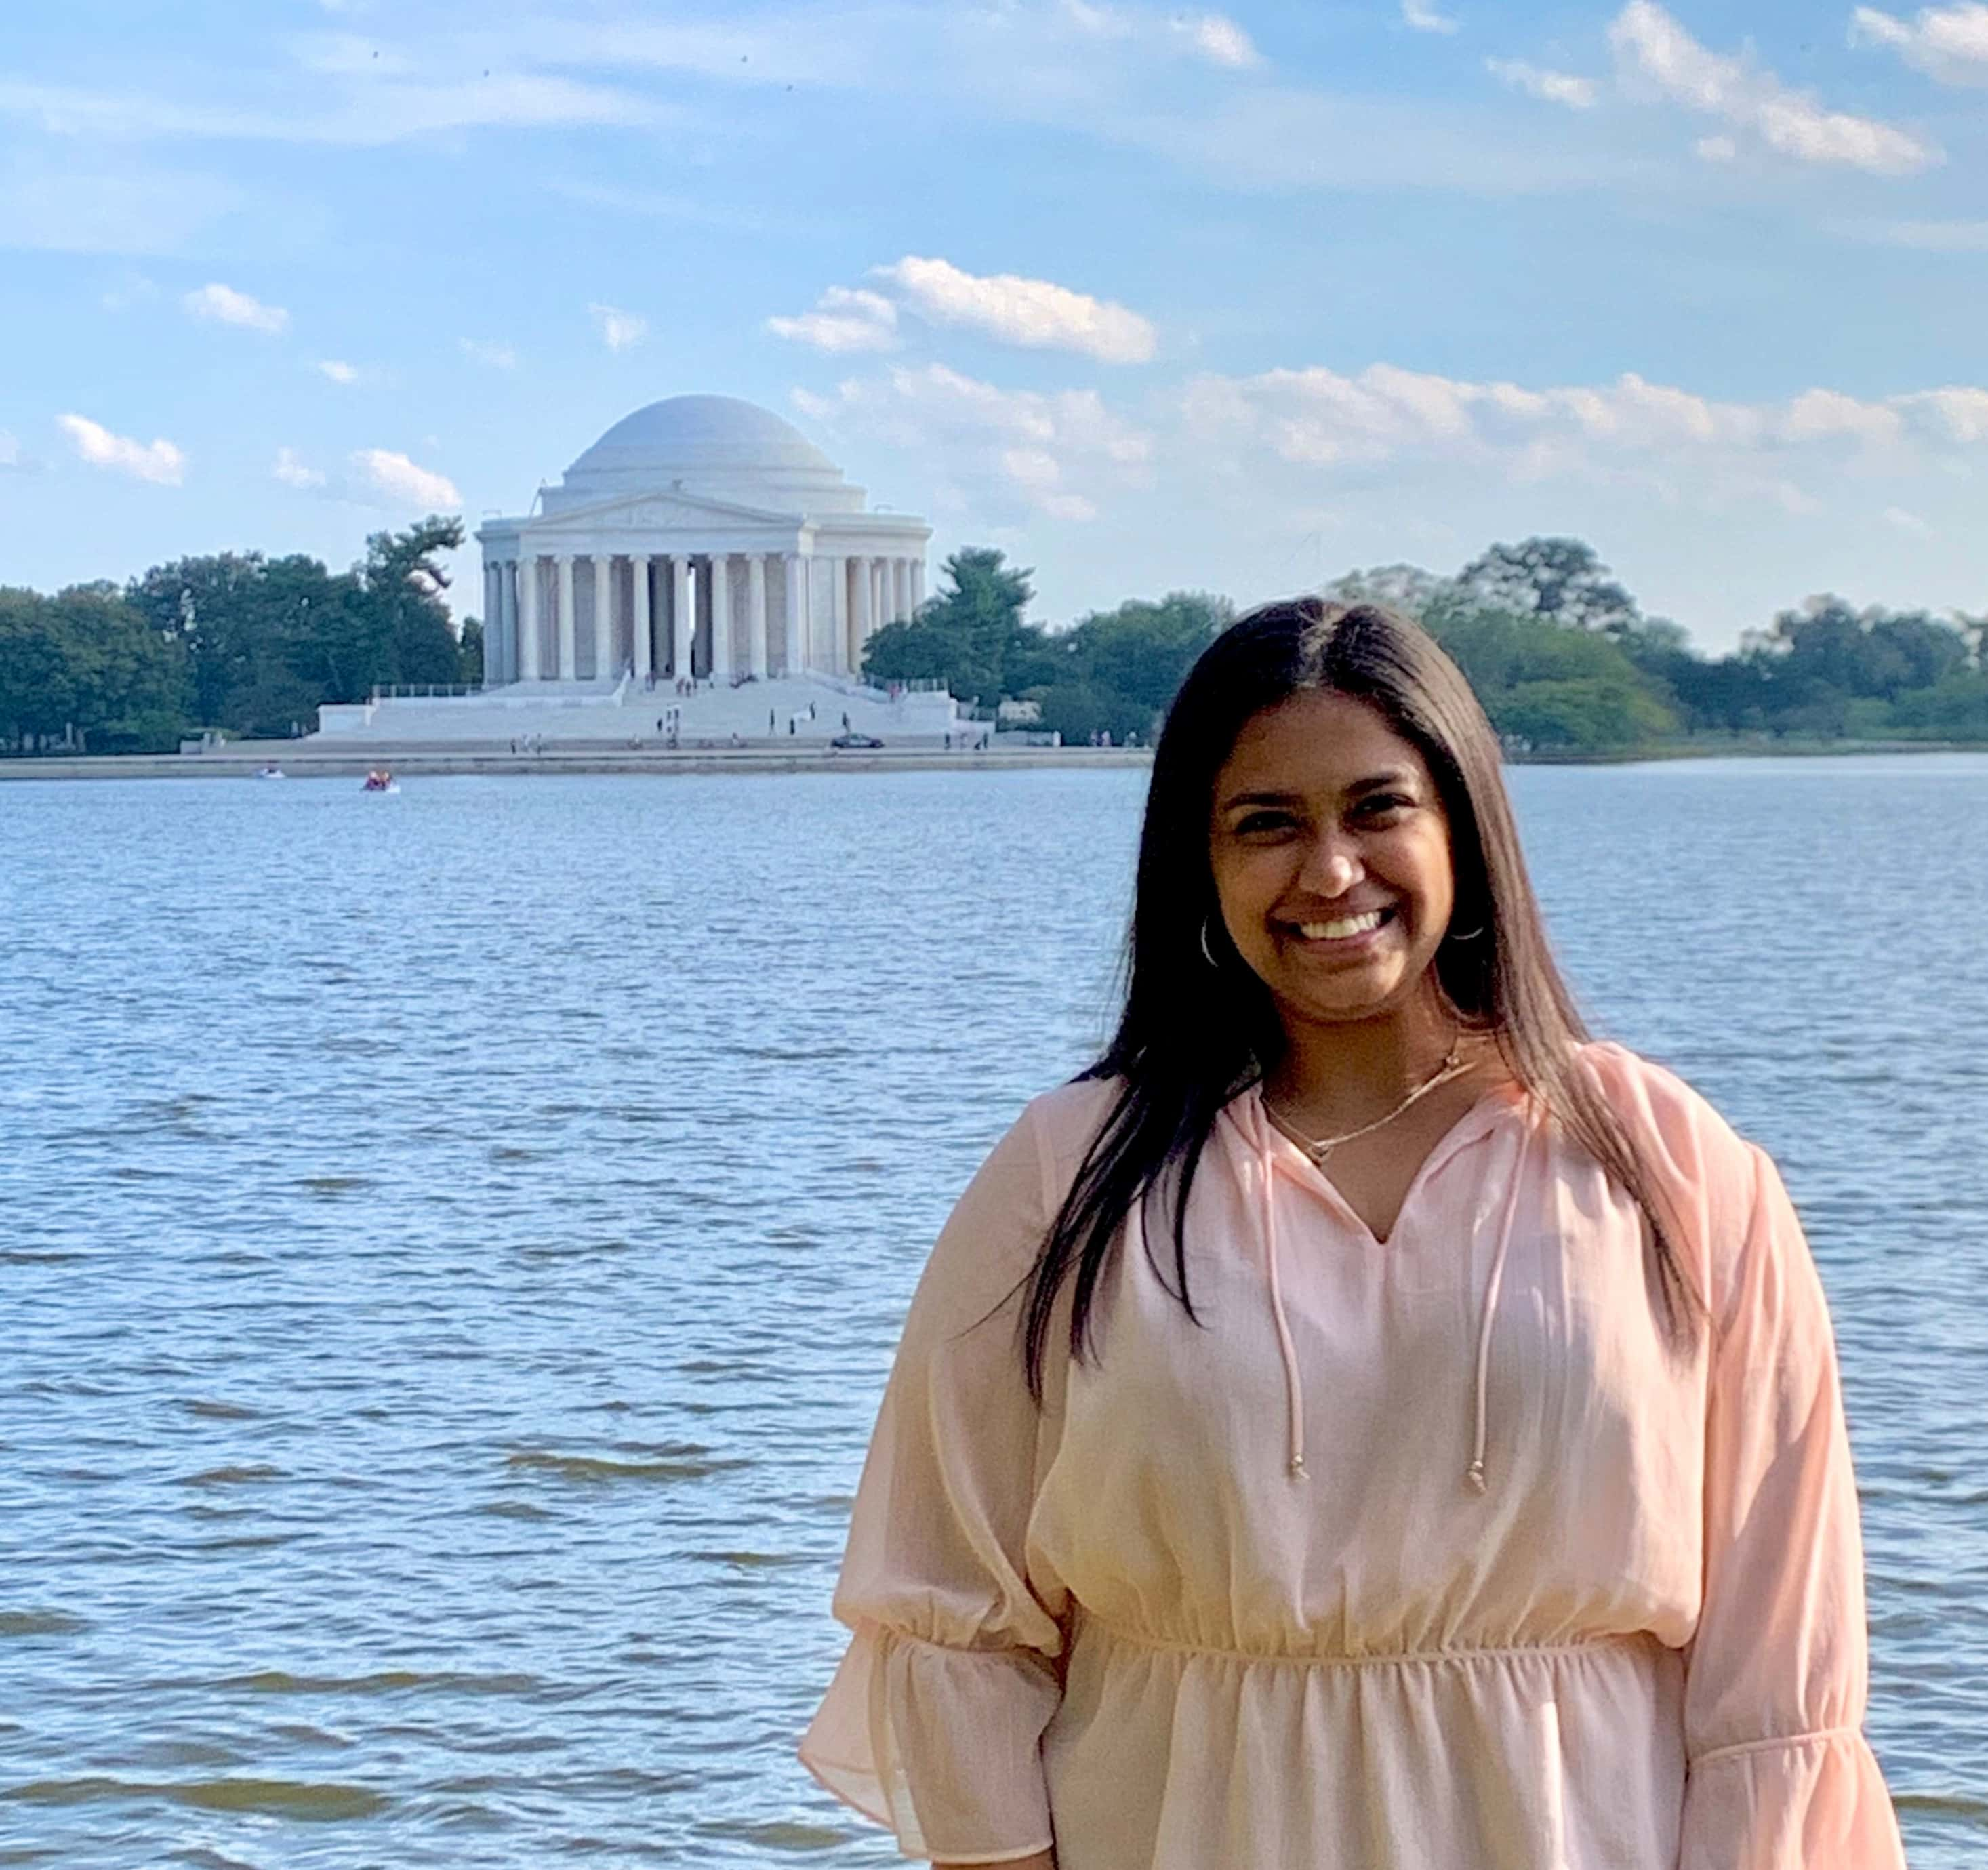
[{"xmin": 1, "ymin": 760, "xmax": 1984, "ymax": 1867}]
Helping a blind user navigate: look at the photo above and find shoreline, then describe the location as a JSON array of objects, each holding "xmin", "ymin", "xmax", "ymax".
[
  {"xmin": 1, "ymin": 735, "xmax": 1985, "ymax": 782},
  {"xmin": 0, "ymin": 745, "xmax": 1158, "ymax": 781}
]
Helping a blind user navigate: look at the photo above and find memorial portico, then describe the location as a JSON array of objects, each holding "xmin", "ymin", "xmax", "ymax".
[{"xmin": 474, "ymin": 397, "xmax": 931, "ymax": 689}]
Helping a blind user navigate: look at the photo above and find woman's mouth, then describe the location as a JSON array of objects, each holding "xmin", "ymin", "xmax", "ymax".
[{"xmin": 1282, "ymin": 906, "xmax": 1395, "ymax": 948}]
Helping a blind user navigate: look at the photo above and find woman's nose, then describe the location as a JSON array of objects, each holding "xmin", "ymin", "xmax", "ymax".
[{"xmin": 1297, "ymin": 834, "xmax": 1360, "ymax": 897}]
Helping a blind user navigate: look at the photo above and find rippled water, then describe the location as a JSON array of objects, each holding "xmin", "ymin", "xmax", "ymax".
[{"xmin": 1, "ymin": 759, "xmax": 1983, "ymax": 1867}]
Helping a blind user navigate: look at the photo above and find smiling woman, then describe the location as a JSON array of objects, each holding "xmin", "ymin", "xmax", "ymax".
[{"xmin": 799, "ymin": 598, "xmax": 1906, "ymax": 1870}]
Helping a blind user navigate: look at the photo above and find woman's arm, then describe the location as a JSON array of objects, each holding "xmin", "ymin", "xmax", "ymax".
[
  {"xmin": 936, "ymin": 1854, "xmax": 1055, "ymax": 1870},
  {"xmin": 1676, "ymin": 1143, "xmax": 1905, "ymax": 1868},
  {"xmin": 799, "ymin": 1096, "xmax": 1074, "ymax": 1863}
]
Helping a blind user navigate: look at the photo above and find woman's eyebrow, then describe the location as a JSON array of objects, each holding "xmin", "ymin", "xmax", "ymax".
[
  {"xmin": 1219, "ymin": 769, "xmax": 1419, "ymax": 812},
  {"xmin": 1344, "ymin": 769, "xmax": 1419, "ymax": 796}
]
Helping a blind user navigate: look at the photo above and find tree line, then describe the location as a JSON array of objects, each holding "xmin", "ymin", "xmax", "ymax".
[
  {"xmin": 5, "ymin": 525, "xmax": 1985, "ymax": 755},
  {"xmin": 864, "ymin": 539, "xmax": 1988, "ymax": 752},
  {"xmin": 0, "ymin": 517, "xmax": 475, "ymax": 753}
]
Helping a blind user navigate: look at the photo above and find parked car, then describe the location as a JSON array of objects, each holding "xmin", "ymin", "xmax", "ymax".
[{"xmin": 829, "ymin": 732, "xmax": 885, "ymax": 749}]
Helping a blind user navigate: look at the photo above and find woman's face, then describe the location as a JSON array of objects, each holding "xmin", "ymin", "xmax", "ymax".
[{"xmin": 1208, "ymin": 690, "xmax": 1457, "ymax": 1034}]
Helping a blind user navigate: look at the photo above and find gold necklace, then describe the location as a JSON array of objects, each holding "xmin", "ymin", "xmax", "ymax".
[{"xmin": 1263, "ymin": 1042, "xmax": 1471, "ymax": 1163}]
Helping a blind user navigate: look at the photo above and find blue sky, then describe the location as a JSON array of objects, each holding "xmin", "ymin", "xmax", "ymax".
[{"xmin": 3, "ymin": 0, "xmax": 1985, "ymax": 651}]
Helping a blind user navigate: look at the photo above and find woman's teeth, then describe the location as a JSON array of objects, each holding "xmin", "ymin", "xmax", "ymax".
[{"xmin": 1295, "ymin": 910, "xmax": 1386, "ymax": 941}]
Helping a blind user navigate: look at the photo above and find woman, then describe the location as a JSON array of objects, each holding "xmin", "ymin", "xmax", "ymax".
[{"xmin": 799, "ymin": 598, "xmax": 1905, "ymax": 1869}]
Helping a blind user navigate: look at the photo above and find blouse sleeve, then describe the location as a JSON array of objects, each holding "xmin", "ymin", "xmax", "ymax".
[
  {"xmin": 799, "ymin": 1097, "xmax": 1070, "ymax": 1864},
  {"xmin": 1678, "ymin": 1141, "xmax": 1907, "ymax": 1869}
]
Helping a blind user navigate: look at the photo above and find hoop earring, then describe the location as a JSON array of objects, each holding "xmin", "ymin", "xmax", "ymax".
[
  {"xmin": 1445, "ymin": 920, "xmax": 1487, "ymax": 942},
  {"xmin": 1200, "ymin": 915, "xmax": 1221, "ymax": 968}
]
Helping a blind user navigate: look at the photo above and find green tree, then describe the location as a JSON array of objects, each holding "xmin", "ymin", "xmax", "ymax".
[
  {"xmin": 1058, "ymin": 592, "xmax": 1232, "ymax": 716},
  {"xmin": 1418, "ymin": 587, "xmax": 1677, "ymax": 748},
  {"xmin": 1032, "ymin": 681, "xmax": 1157, "ymax": 746},
  {"xmin": 862, "ymin": 548, "xmax": 1037, "ymax": 702},
  {"xmin": 0, "ymin": 584, "xmax": 188, "ymax": 753},
  {"xmin": 124, "ymin": 517, "xmax": 470, "ymax": 737},
  {"xmin": 1456, "ymin": 537, "xmax": 1641, "ymax": 636},
  {"xmin": 127, "ymin": 552, "xmax": 280, "ymax": 731},
  {"xmin": 361, "ymin": 514, "xmax": 467, "ymax": 688},
  {"xmin": 460, "ymin": 617, "xmax": 485, "ymax": 687},
  {"xmin": 1322, "ymin": 563, "xmax": 1448, "ymax": 619}
]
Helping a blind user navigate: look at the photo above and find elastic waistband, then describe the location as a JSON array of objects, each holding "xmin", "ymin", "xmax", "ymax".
[{"xmin": 1078, "ymin": 1615, "xmax": 1665, "ymax": 1672}]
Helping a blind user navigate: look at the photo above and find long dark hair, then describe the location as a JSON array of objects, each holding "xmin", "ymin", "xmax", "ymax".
[{"xmin": 1019, "ymin": 596, "xmax": 1699, "ymax": 1402}]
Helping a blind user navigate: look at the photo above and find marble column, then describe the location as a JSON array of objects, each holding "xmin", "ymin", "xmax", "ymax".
[
  {"xmin": 554, "ymin": 556, "xmax": 577, "ymax": 680},
  {"xmin": 495, "ymin": 564, "xmax": 511, "ymax": 685},
  {"xmin": 504, "ymin": 556, "xmax": 521, "ymax": 687},
  {"xmin": 592, "ymin": 554, "xmax": 613, "ymax": 680},
  {"xmin": 910, "ymin": 559, "xmax": 925, "ymax": 609},
  {"xmin": 849, "ymin": 557, "xmax": 864, "ymax": 668},
  {"xmin": 672, "ymin": 556, "xmax": 694, "ymax": 680},
  {"xmin": 747, "ymin": 554, "xmax": 769, "ymax": 679},
  {"xmin": 709, "ymin": 553, "xmax": 732, "ymax": 681},
  {"xmin": 893, "ymin": 557, "xmax": 911, "ymax": 624},
  {"xmin": 631, "ymin": 555, "xmax": 652, "ymax": 680},
  {"xmin": 516, "ymin": 556, "xmax": 539, "ymax": 680},
  {"xmin": 487, "ymin": 563, "xmax": 503, "ymax": 686},
  {"xmin": 784, "ymin": 553, "xmax": 806, "ymax": 676},
  {"xmin": 827, "ymin": 556, "xmax": 849, "ymax": 674},
  {"xmin": 481, "ymin": 565, "xmax": 496, "ymax": 684}
]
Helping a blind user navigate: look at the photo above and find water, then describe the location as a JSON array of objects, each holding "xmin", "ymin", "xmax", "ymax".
[{"xmin": 0, "ymin": 758, "xmax": 1982, "ymax": 1867}]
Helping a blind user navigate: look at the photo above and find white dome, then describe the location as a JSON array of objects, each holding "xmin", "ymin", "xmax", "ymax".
[{"xmin": 543, "ymin": 394, "xmax": 863, "ymax": 516}]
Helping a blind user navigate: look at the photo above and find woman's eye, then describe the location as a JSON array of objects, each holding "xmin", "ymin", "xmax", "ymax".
[
  {"xmin": 1358, "ymin": 794, "xmax": 1413, "ymax": 819},
  {"xmin": 1234, "ymin": 811, "xmax": 1293, "ymax": 835}
]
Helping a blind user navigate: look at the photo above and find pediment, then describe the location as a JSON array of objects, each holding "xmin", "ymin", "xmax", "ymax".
[{"xmin": 533, "ymin": 488, "xmax": 803, "ymax": 533}]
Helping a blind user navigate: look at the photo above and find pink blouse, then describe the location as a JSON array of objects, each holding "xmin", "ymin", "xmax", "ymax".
[{"xmin": 799, "ymin": 1042, "xmax": 1906, "ymax": 1868}]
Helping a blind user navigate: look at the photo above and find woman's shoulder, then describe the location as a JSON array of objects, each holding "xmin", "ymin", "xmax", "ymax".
[
  {"xmin": 1572, "ymin": 1038, "xmax": 1761, "ymax": 1171},
  {"xmin": 1017, "ymin": 1072, "xmax": 1126, "ymax": 1194},
  {"xmin": 1568, "ymin": 1039, "xmax": 1769, "ymax": 1290}
]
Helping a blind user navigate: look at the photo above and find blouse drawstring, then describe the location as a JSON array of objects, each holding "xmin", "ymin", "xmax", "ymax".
[
  {"xmin": 1254, "ymin": 1091, "xmax": 1538, "ymax": 1496},
  {"xmin": 1467, "ymin": 1111, "xmax": 1535, "ymax": 1495},
  {"xmin": 1257, "ymin": 1133, "xmax": 1308, "ymax": 1479}
]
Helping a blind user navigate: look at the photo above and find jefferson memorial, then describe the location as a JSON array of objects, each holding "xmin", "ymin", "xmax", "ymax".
[{"xmin": 314, "ymin": 395, "xmax": 965, "ymax": 745}]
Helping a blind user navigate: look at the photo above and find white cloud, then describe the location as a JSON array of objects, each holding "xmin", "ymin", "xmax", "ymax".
[
  {"xmin": 1402, "ymin": 0, "xmax": 1461, "ymax": 35},
  {"xmin": 766, "ymin": 285, "xmax": 900, "ymax": 354},
  {"xmin": 1851, "ymin": 4, "xmax": 1988, "ymax": 84},
  {"xmin": 57, "ymin": 412, "xmax": 185, "ymax": 485},
  {"xmin": 183, "ymin": 281, "xmax": 289, "ymax": 333},
  {"xmin": 1486, "ymin": 58, "xmax": 1598, "ymax": 108},
  {"xmin": 1175, "ymin": 13, "xmax": 1262, "ymax": 68},
  {"xmin": 874, "ymin": 255, "xmax": 1157, "ymax": 364},
  {"xmin": 460, "ymin": 337, "xmax": 519, "ymax": 369},
  {"xmin": 0, "ymin": 431, "xmax": 19, "ymax": 468},
  {"xmin": 588, "ymin": 302, "xmax": 647, "ymax": 352},
  {"xmin": 351, "ymin": 447, "xmax": 458, "ymax": 509},
  {"xmin": 1057, "ymin": 2, "xmax": 1263, "ymax": 67},
  {"xmin": 1905, "ymin": 385, "xmax": 1988, "ymax": 441},
  {"xmin": 1610, "ymin": 1, "xmax": 1938, "ymax": 174},
  {"xmin": 1782, "ymin": 388, "xmax": 1905, "ymax": 445},
  {"xmin": 1177, "ymin": 360, "xmax": 1988, "ymax": 476},
  {"xmin": 316, "ymin": 359, "xmax": 360, "ymax": 384},
  {"xmin": 1884, "ymin": 504, "xmax": 1934, "ymax": 535},
  {"xmin": 1695, "ymin": 133, "xmax": 1739, "ymax": 161},
  {"xmin": 273, "ymin": 446, "xmax": 327, "ymax": 489},
  {"xmin": 794, "ymin": 361, "xmax": 1152, "ymax": 522}
]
